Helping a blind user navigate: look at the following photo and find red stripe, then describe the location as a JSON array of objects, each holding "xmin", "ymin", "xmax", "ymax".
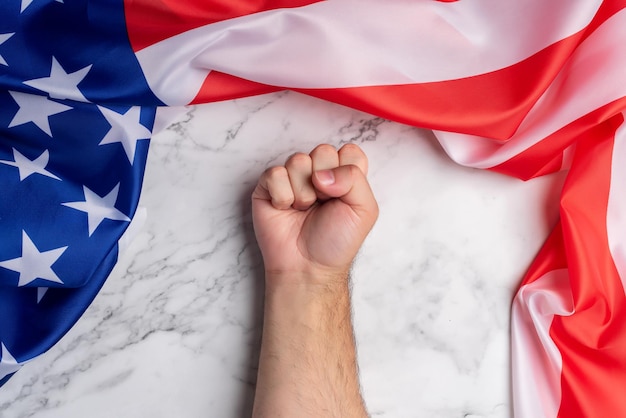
[
  {"xmin": 190, "ymin": 71, "xmax": 281, "ymax": 104},
  {"xmin": 490, "ymin": 97, "xmax": 626, "ymax": 180},
  {"xmin": 519, "ymin": 224, "xmax": 569, "ymax": 288},
  {"xmin": 581, "ymin": 0, "xmax": 626, "ymax": 42},
  {"xmin": 290, "ymin": 4, "xmax": 623, "ymax": 140},
  {"xmin": 294, "ymin": 32, "xmax": 582, "ymax": 141},
  {"xmin": 143, "ymin": 0, "xmax": 626, "ymax": 138},
  {"xmin": 511, "ymin": 224, "xmax": 569, "ymax": 417},
  {"xmin": 549, "ymin": 115, "xmax": 626, "ymax": 417},
  {"xmin": 512, "ymin": 114, "xmax": 626, "ymax": 416},
  {"xmin": 124, "ymin": 0, "xmax": 626, "ymax": 122},
  {"xmin": 124, "ymin": 0, "xmax": 322, "ymax": 52}
]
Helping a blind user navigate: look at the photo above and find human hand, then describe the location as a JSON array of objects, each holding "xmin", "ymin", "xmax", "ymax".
[{"xmin": 251, "ymin": 143, "xmax": 378, "ymax": 286}]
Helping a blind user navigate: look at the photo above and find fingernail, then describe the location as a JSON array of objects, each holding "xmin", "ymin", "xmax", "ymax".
[{"xmin": 315, "ymin": 169, "xmax": 335, "ymax": 185}]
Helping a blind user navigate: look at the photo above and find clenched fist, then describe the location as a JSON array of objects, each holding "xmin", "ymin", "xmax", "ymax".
[{"xmin": 251, "ymin": 143, "xmax": 378, "ymax": 285}]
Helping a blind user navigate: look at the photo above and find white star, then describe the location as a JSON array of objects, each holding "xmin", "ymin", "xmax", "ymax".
[
  {"xmin": 0, "ymin": 343, "xmax": 22, "ymax": 382},
  {"xmin": 98, "ymin": 106, "xmax": 152, "ymax": 164},
  {"xmin": 8, "ymin": 91, "xmax": 72, "ymax": 136},
  {"xmin": 21, "ymin": 0, "xmax": 64, "ymax": 13},
  {"xmin": 0, "ymin": 231, "xmax": 67, "ymax": 287},
  {"xmin": 0, "ymin": 33, "xmax": 14, "ymax": 66},
  {"xmin": 0, "ymin": 148, "xmax": 61, "ymax": 181},
  {"xmin": 62, "ymin": 184, "xmax": 131, "ymax": 236},
  {"xmin": 20, "ymin": 0, "xmax": 33, "ymax": 12},
  {"xmin": 23, "ymin": 57, "xmax": 91, "ymax": 102}
]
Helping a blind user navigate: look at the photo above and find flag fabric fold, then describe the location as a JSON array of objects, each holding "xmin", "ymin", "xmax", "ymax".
[{"xmin": 1, "ymin": 0, "xmax": 626, "ymax": 416}]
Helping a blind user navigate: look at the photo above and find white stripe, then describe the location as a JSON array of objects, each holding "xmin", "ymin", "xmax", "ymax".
[
  {"xmin": 436, "ymin": 8, "xmax": 626, "ymax": 168},
  {"xmin": 135, "ymin": 0, "xmax": 601, "ymax": 105},
  {"xmin": 560, "ymin": 144, "xmax": 577, "ymax": 172},
  {"xmin": 607, "ymin": 117, "xmax": 626, "ymax": 294},
  {"xmin": 511, "ymin": 269, "xmax": 574, "ymax": 418}
]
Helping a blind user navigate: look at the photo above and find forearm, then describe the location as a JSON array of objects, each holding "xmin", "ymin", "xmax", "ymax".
[
  {"xmin": 252, "ymin": 274, "xmax": 368, "ymax": 418},
  {"xmin": 251, "ymin": 144, "xmax": 377, "ymax": 416}
]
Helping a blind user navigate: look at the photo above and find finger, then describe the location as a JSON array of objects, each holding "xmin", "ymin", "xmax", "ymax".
[
  {"xmin": 338, "ymin": 143, "xmax": 368, "ymax": 175},
  {"xmin": 312, "ymin": 165, "xmax": 379, "ymax": 222},
  {"xmin": 310, "ymin": 144, "xmax": 340, "ymax": 171},
  {"xmin": 253, "ymin": 166, "xmax": 295, "ymax": 210},
  {"xmin": 310, "ymin": 144, "xmax": 339, "ymax": 200},
  {"xmin": 285, "ymin": 153, "xmax": 317, "ymax": 210}
]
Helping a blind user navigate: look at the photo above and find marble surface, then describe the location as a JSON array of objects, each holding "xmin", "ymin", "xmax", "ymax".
[{"xmin": 0, "ymin": 91, "xmax": 565, "ymax": 418}]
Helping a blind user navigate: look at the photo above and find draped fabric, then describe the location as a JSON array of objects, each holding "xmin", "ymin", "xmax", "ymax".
[{"xmin": 1, "ymin": 1, "xmax": 625, "ymax": 416}]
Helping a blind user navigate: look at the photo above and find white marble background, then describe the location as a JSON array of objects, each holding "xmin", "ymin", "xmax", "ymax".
[{"xmin": 0, "ymin": 91, "xmax": 565, "ymax": 418}]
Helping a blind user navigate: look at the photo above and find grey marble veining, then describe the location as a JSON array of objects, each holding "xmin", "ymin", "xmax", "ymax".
[{"xmin": 0, "ymin": 91, "xmax": 565, "ymax": 418}]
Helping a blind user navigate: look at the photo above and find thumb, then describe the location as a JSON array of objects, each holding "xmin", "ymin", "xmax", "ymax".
[{"xmin": 312, "ymin": 165, "xmax": 379, "ymax": 220}]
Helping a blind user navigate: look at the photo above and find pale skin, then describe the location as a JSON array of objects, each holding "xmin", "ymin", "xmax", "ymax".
[{"xmin": 251, "ymin": 143, "xmax": 378, "ymax": 418}]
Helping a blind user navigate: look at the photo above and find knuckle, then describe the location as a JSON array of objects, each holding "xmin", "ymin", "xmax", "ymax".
[
  {"xmin": 339, "ymin": 144, "xmax": 368, "ymax": 168},
  {"xmin": 310, "ymin": 143, "xmax": 336, "ymax": 157},
  {"xmin": 265, "ymin": 165, "xmax": 287, "ymax": 178},
  {"xmin": 340, "ymin": 143, "xmax": 362, "ymax": 154},
  {"xmin": 341, "ymin": 144, "xmax": 365, "ymax": 160},
  {"xmin": 285, "ymin": 152, "xmax": 310, "ymax": 169}
]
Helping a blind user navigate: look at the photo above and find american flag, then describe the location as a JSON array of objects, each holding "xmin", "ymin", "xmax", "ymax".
[
  {"xmin": 2, "ymin": 0, "xmax": 626, "ymax": 416},
  {"xmin": 0, "ymin": 0, "xmax": 156, "ymax": 387}
]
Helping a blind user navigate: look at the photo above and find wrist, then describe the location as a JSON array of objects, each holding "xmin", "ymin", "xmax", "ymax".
[
  {"xmin": 264, "ymin": 266, "xmax": 350, "ymax": 288},
  {"xmin": 263, "ymin": 272, "xmax": 352, "ymax": 329}
]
